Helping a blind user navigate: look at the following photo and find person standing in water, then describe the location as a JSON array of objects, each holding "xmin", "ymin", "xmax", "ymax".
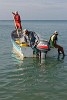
[{"xmin": 49, "ymin": 31, "xmax": 65, "ymax": 59}]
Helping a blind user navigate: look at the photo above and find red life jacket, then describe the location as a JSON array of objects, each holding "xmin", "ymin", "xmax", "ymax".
[{"xmin": 14, "ymin": 14, "xmax": 20, "ymax": 22}]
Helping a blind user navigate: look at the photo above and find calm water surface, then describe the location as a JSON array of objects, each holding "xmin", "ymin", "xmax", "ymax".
[{"xmin": 0, "ymin": 20, "xmax": 67, "ymax": 100}]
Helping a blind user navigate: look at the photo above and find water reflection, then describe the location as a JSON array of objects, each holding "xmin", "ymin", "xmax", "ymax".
[{"xmin": 11, "ymin": 50, "xmax": 64, "ymax": 69}]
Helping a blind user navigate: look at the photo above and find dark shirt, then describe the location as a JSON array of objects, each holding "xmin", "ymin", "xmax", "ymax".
[{"xmin": 28, "ymin": 31, "xmax": 36, "ymax": 44}]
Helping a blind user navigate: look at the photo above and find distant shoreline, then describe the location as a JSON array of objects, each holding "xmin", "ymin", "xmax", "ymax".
[{"xmin": 0, "ymin": 19, "xmax": 67, "ymax": 21}]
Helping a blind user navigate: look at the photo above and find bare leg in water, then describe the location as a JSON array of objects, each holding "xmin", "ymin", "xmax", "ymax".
[{"xmin": 54, "ymin": 44, "xmax": 65, "ymax": 59}]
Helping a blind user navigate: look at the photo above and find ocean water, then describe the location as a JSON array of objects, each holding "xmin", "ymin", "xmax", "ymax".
[{"xmin": 0, "ymin": 20, "xmax": 67, "ymax": 100}]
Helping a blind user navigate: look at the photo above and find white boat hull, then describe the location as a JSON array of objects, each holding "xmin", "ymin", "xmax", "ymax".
[
  {"xmin": 12, "ymin": 39, "xmax": 34, "ymax": 59},
  {"xmin": 12, "ymin": 44, "xmax": 58, "ymax": 59}
]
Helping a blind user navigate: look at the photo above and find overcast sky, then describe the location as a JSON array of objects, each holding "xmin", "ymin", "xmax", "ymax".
[{"xmin": 0, "ymin": 0, "xmax": 67, "ymax": 20}]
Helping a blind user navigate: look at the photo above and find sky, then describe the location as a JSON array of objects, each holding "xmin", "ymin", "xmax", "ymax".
[{"xmin": 0, "ymin": 0, "xmax": 67, "ymax": 20}]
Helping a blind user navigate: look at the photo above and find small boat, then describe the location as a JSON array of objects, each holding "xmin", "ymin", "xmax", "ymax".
[
  {"xmin": 11, "ymin": 30, "xmax": 58, "ymax": 60},
  {"xmin": 11, "ymin": 30, "xmax": 40, "ymax": 59}
]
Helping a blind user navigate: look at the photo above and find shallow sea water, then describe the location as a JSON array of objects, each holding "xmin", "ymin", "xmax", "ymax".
[{"xmin": 0, "ymin": 20, "xmax": 67, "ymax": 100}]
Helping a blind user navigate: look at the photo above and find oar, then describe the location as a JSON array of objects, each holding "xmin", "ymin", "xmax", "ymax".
[{"xmin": 12, "ymin": 13, "xmax": 16, "ymax": 29}]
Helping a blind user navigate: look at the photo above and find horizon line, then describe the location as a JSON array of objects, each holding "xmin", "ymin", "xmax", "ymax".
[{"xmin": 0, "ymin": 19, "xmax": 67, "ymax": 21}]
